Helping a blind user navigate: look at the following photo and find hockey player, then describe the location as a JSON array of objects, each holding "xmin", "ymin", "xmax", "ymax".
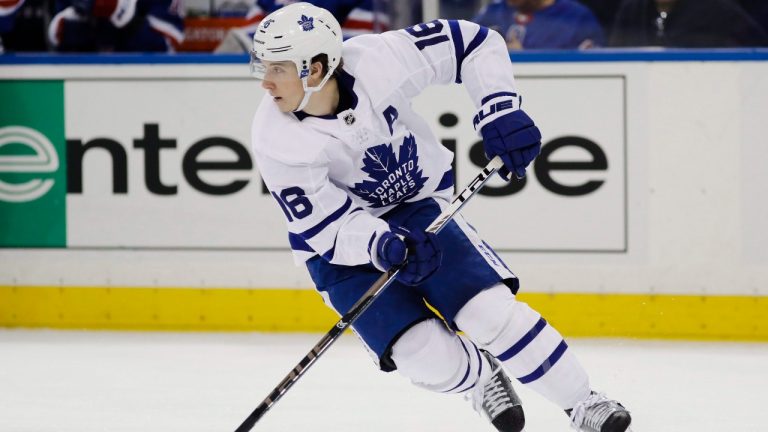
[{"xmin": 249, "ymin": 3, "xmax": 632, "ymax": 431}]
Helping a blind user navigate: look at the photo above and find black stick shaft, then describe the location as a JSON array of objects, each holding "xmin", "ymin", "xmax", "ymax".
[{"xmin": 234, "ymin": 156, "xmax": 504, "ymax": 432}]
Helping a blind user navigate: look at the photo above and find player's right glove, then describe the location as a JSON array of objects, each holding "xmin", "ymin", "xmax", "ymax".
[
  {"xmin": 476, "ymin": 103, "xmax": 542, "ymax": 180},
  {"xmin": 373, "ymin": 227, "xmax": 442, "ymax": 286},
  {"xmin": 481, "ymin": 109, "xmax": 541, "ymax": 180}
]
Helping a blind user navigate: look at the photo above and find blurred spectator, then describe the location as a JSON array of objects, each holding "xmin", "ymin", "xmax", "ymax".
[
  {"xmin": 610, "ymin": 0, "xmax": 768, "ymax": 47},
  {"xmin": 0, "ymin": 0, "xmax": 26, "ymax": 53},
  {"xmin": 738, "ymin": 0, "xmax": 768, "ymax": 34},
  {"xmin": 576, "ymin": 0, "xmax": 619, "ymax": 38},
  {"xmin": 473, "ymin": 0, "xmax": 605, "ymax": 50},
  {"xmin": 1, "ymin": 0, "xmax": 49, "ymax": 52},
  {"xmin": 48, "ymin": 0, "xmax": 185, "ymax": 52},
  {"xmin": 439, "ymin": 0, "xmax": 484, "ymax": 20},
  {"xmin": 214, "ymin": 0, "xmax": 388, "ymax": 52}
]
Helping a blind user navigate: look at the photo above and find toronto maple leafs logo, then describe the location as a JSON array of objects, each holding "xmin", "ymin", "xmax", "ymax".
[
  {"xmin": 350, "ymin": 135, "xmax": 428, "ymax": 208},
  {"xmin": 298, "ymin": 15, "xmax": 314, "ymax": 31}
]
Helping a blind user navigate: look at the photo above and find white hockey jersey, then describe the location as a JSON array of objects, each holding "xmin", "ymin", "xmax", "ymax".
[{"xmin": 251, "ymin": 19, "xmax": 522, "ymax": 266}]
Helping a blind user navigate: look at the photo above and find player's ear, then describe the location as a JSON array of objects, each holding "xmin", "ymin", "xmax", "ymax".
[{"xmin": 308, "ymin": 61, "xmax": 324, "ymax": 85}]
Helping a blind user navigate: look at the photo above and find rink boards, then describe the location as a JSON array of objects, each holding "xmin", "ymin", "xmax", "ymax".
[
  {"xmin": 1, "ymin": 51, "xmax": 767, "ymax": 340},
  {"xmin": 1, "ymin": 286, "xmax": 766, "ymax": 340}
]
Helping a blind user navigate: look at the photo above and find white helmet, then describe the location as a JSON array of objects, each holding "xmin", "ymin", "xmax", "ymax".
[{"xmin": 250, "ymin": 2, "xmax": 343, "ymax": 111}]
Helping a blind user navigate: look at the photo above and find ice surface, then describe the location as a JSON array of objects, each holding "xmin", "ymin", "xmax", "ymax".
[{"xmin": 0, "ymin": 330, "xmax": 766, "ymax": 432}]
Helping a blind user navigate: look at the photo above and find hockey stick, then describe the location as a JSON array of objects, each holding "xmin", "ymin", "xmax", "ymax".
[{"xmin": 234, "ymin": 155, "xmax": 505, "ymax": 432}]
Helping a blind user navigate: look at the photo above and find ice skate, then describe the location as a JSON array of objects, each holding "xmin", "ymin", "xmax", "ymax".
[
  {"xmin": 468, "ymin": 351, "xmax": 525, "ymax": 432},
  {"xmin": 567, "ymin": 391, "xmax": 632, "ymax": 432}
]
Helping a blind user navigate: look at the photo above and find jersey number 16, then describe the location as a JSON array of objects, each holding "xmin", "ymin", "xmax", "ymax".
[
  {"xmin": 272, "ymin": 187, "xmax": 313, "ymax": 221},
  {"xmin": 405, "ymin": 20, "xmax": 449, "ymax": 50}
]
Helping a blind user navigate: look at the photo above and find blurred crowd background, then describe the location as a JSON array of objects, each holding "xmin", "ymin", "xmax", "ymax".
[{"xmin": 1, "ymin": 0, "xmax": 767, "ymax": 54}]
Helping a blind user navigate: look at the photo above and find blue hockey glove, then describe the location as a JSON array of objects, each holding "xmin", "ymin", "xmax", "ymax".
[
  {"xmin": 375, "ymin": 231, "xmax": 408, "ymax": 271},
  {"xmin": 375, "ymin": 227, "xmax": 442, "ymax": 286},
  {"xmin": 480, "ymin": 109, "xmax": 542, "ymax": 181}
]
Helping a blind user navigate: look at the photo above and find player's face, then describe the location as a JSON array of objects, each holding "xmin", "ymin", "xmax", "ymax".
[{"xmin": 260, "ymin": 61, "xmax": 305, "ymax": 112}]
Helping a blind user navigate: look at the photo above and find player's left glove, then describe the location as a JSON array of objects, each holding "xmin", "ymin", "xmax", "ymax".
[
  {"xmin": 373, "ymin": 227, "xmax": 442, "ymax": 286},
  {"xmin": 479, "ymin": 109, "xmax": 542, "ymax": 181}
]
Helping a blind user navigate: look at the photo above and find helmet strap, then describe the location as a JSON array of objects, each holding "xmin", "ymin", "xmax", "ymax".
[
  {"xmin": 292, "ymin": 67, "xmax": 337, "ymax": 113},
  {"xmin": 294, "ymin": 78, "xmax": 314, "ymax": 112}
]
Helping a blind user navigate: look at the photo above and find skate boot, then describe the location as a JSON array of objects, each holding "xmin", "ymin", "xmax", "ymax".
[
  {"xmin": 467, "ymin": 351, "xmax": 525, "ymax": 432},
  {"xmin": 566, "ymin": 391, "xmax": 632, "ymax": 432}
]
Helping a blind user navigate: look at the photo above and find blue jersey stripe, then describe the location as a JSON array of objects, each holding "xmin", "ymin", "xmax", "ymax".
[
  {"xmin": 436, "ymin": 169, "xmax": 454, "ymax": 191},
  {"xmin": 497, "ymin": 317, "xmax": 547, "ymax": 361},
  {"xmin": 517, "ymin": 340, "xmax": 568, "ymax": 384},
  {"xmin": 299, "ymin": 197, "xmax": 353, "ymax": 240},
  {"xmin": 288, "ymin": 233, "xmax": 314, "ymax": 252},
  {"xmin": 366, "ymin": 231, "xmax": 377, "ymax": 255},
  {"xmin": 320, "ymin": 208, "xmax": 362, "ymax": 261},
  {"xmin": 456, "ymin": 25, "xmax": 489, "ymax": 83},
  {"xmin": 321, "ymin": 246, "xmax": 336, "ymax": 261},
  {"xmin": 464, "ymin": 26, "xmax": 489, "ymax": 61},
  {"xmin": 448, "ymin": 20, "xmax": 465, "ymax": 83}
]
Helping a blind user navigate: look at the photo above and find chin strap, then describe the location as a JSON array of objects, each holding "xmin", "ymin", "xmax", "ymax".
[
  {"xmin": 292, "ymin": 67, "xmax": 337, "ymax": 112},
  {"xmin": 293, "ymin": 84, "xmax": 315, "ymax": 112}
]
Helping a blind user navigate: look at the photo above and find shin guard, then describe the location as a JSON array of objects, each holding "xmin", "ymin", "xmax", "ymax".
[
  {"xmin": 456, "ymin": 285, "xmax": 591, "ymax": 409},
  {"xmin": 391, "ymin": 318, "xmax": 490, "ymax": 394}
]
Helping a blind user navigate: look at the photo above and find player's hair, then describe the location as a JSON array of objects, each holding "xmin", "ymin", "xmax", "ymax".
[{"xmin": 312, "ymin": 54, "xmax": 344, "ymax": 79}]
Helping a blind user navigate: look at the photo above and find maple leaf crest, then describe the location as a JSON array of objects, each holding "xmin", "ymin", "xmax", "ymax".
[
  {"xmin": 298, "ymin": 15, "xmax": 314, "ymax": 31},
  {"xmin": 350, "ymin": 134, "xmax": 428, "ymax": 208}
]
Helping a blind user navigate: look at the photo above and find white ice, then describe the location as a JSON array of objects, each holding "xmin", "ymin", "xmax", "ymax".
[{"xmin": 0, "ymin": 330, "xmax": 766, "ymax": 432}]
